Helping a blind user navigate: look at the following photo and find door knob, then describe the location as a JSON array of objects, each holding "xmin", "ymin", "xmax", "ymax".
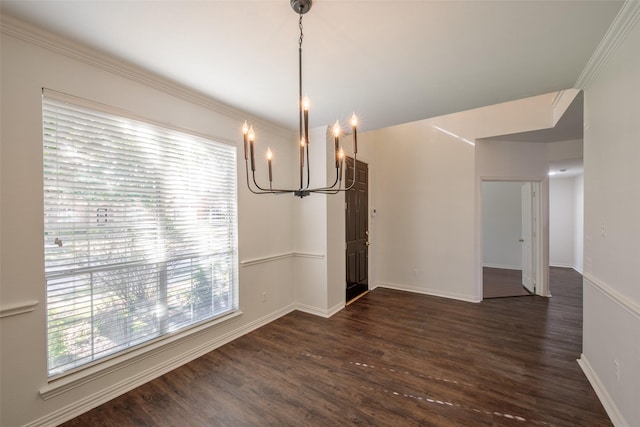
[{"xmin": 366, "ymin": 241, "xmax": 370, "ymax": 246}]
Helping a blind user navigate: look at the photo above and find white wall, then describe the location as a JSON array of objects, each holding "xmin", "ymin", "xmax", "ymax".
[
  {"xmin": 574, "ymin": 174, "xmax": 584, "ymax": 273},
  {"xmin": 547, "ymin": 136, "xmax": 584, "ymax": 273},
  {"xmin": 292, "ymin": 126, "xmax": 335, "ymax": 316},
  {"xmin": 547, "ymin": 139, "xmax": 583, "ymax": 161},
  {"xmin": 579, "ymin": 5, "xmax": 640, "ymax": 426},
  {"xmin": 0, "ymin": 19, "xmax": 298, "ymax": 427},
  {"xmin": 482, "ymin": 181, "xmax": 523, "ymax": 270},
  {"xmin": 549, "ymin": 177, "xmax": 577, "ymax": 268},
  {"xmin": 370, "ymin": 120, "xmax": 476, "ymax": 302},
  {"xmin": 548, "ymin": 174, "xmax": 584, "ymax": 271}
]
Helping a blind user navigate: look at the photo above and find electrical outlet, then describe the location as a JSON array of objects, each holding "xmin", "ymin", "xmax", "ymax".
[
  {"xmin": 601, "ymin": 223, "xmax": 607, "ymax": 237},
  {"xmin": 262, "ymin": 291, "xmax": 267, "ymax": 303}
]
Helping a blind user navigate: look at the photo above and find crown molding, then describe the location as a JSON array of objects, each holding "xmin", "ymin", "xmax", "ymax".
[
  {"xmin": 575, "ymin": 0, "xmax": 640, "ymax": 90},
  {"xmin": 0, "ymin": 14, "xmax": 292, "ymax": 139}
]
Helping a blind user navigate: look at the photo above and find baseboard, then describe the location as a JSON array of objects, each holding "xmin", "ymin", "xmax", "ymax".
[
  {"xmin": 26, "ymin": 304, "xmax": 297, "ymax": 427},
  {"xmin": 482, "ymin": 263, "xmax": 521, "ymax": 270},
  {"xmin": 295, "ymin": 301, "xmax": 345, "ymax": 318},
  {"xmin": 577, "ymin": 354, "xmax": 627, "ymax": 427},
  {"xmin": 549, "ymin": 262, "xmax": 574, "ymax": 269},
  {"xmin": 326, "ymin": 301, "xmax": 345, "ymax": 317},
  {"xmin": 377, "ymin": 282, "xmax": 479, "ymax": 303}
]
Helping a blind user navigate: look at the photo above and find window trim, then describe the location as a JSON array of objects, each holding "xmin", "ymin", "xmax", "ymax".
[{"xmin": 40, "ymin": 309, "xmax": 242, "ymax": 399}]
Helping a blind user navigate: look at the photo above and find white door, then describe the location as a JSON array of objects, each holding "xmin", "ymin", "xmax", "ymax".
[{"xmin": 521, "ymin": 183, "xmax": 534, "ymax": 293}]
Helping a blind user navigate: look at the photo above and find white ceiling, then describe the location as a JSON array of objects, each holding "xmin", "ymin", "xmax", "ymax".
[{"xmin": 0, "ymin": 1, "xmax": 623, "ymax": 133}]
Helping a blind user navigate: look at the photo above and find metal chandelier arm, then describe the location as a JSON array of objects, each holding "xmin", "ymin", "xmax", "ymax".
[
  {"xmin": 308, "ymin": 152, "xmax": 358, "ymax": 194},
  {"xmin": 245, "ymin": 160, "xmax": 294, "ymax": 195}
]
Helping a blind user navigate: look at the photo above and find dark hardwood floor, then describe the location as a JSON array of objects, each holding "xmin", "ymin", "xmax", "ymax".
[
  {"xmin": 483, "ymin": 267, "xmax": 532, "ymax": 299},
  {"xmin": 61, "ymin": 267, "xmax": 611, "ymax": 426}
]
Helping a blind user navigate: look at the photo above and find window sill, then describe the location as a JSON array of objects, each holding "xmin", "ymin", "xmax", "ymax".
[{"xmin": 40, "ymin": 309, "xmax": 242, "ymax": 400}]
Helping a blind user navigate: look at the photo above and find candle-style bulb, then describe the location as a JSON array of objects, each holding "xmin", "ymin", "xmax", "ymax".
[
  {"xmin": 351, "ymin": 114, "xmax": 358, "ymax": 154},
  {"xmin": 248, "ymin": 126, "xmax": 255, "ymax": 142},
  {"xmin": 242, "ymin": 121, "xmax": 250, "ymax": 160},
  {"xmin": 267, "ymin": 147, "xmax": 273, "ymax": 182},
  {"xmin": 302, "ymin": 96, "xmax": 310, "ymax": 111},
  {"xmin": 333, "ymin": 121, "xmax": 341, "ymax": 137},
  {"xmin": 300, "ymin": 138, "xmax": 305, "ymax": 147},
  {"xmin": 339, "ymin": 147, "xmax": 345, "ymax": 160}
]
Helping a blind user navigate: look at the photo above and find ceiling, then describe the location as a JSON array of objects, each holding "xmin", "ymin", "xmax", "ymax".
[{"xmin": 0, "ymin": 1, "xmax": 623, "ymax": 133}]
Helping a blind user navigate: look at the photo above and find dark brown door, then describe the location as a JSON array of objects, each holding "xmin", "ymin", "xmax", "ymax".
[{"xmin": 345, "ymin": 157, "xmax": 368, "ymax": 302}]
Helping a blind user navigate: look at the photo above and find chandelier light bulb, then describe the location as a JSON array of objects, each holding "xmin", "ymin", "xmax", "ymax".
[
  {"xmin": 302, "ymin": 96, "xmax": 310, "ymax": 111},
  {"xmin": 333, "ymin": 121, "xmax": 341, "ymax": 137},
  {"xmin": 351, "ymin": 114, "xmax": 358, "ymax": 128},
  {"xmin": 242, "ymin": 120, "xmax": 249, "ymax": 135},
  {"xmin": 267, "ymin": 147, "xmax": 273, "ymax": 182},
  {"xmin": 248, "ymin": 126, "xmax": 255, "ymax": 142}
]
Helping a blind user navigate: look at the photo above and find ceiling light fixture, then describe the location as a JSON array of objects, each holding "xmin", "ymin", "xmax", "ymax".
[{"xmin": 242, "ymin": 0, "xmax": 359, "ymax": 198}]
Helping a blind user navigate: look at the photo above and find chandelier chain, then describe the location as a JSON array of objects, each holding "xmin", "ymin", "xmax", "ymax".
[{"xmin": 298, "ymin": 13, "xmax": 304, "ymax": 48}]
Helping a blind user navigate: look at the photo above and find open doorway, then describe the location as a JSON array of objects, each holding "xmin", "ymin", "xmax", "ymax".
[{"xmin": 482, "ymin": 181, "xmax": 540, "ymax": 299}]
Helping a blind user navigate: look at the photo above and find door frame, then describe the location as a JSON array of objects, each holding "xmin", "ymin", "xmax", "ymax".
[
  {"xmin": 479, "ymin": 178, "xmax": 549, "ymax": 299},
  {"xmin": 521, "ymin": 182, "xmax": 535, "ymax": 293}
]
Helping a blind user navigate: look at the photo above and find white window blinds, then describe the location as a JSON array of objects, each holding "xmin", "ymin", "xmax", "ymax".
[{"xmin": 42, "ymin": 90, "xmax": 238, "ymax": 377}]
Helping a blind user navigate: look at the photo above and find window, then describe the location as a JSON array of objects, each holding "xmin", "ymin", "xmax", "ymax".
[{"xmin": 42, "ymin": 90, "xmax": 238, "ymax": 377}]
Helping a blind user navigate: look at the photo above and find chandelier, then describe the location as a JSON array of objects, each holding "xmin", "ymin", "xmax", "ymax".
[{"xmin": 242, "ymin": 0, "xmax": 359, "ymax": 198}]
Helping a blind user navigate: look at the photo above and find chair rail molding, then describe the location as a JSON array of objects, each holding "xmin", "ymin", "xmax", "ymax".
[
  {"xmin": 240, "ymin": 252, "xmax": 325, "ymax": 267},
  {"xmin": 0, "ymin": 300, "xmax": 39, "ymax": 318}
]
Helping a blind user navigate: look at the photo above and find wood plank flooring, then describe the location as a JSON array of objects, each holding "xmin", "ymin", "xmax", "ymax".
[
  {"xmin": 483, "ymin": 267, "xmax": 532, "ymax": 299},
  {"xmin": 61, "ymin": 267, "xmax": 611, "ymax": 427}
]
